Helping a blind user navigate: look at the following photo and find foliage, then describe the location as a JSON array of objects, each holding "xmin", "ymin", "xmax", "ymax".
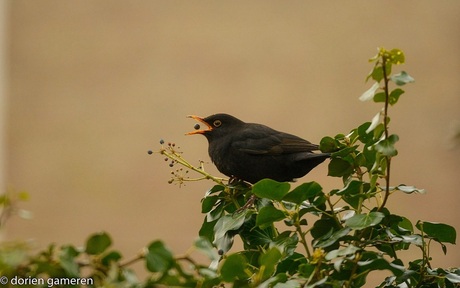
[{"xmin": 1, "ymin": 48, "xmax": 459, "ymax": 287}]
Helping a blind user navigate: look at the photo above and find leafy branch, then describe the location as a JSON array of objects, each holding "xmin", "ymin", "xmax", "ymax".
[{"xmin": 148, "ymin": 140, "xmax": 226, "ymax": 186}]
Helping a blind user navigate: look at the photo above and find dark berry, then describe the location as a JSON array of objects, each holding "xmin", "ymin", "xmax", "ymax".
[
  {"xmin": 194, "ymin": 124, "xmax": 200, "ymax": 130},
  {"xmin": 159, "ymin": 139, "xmax": 164, "ymax": 144},
  {"xmin": 147, "ymin": 150, "xmax": 153, "ymax": 155}
]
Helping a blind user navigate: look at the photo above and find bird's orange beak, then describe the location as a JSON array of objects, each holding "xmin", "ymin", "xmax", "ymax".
[{"xmin": 186, "ymin": 115, "xmax": 213, "ymax": 135}]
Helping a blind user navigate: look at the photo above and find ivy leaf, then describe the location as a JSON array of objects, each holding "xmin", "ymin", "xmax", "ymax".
[
  {"xmin": 416, "ymin": 221, "xmax": 457, "ymax": 244},
  {"xmin": 214, "ymin": 211, "xmax": 248, "ymax": 240},
  {"xmin": 336, "ymin": 180, "xmax": 366, "ymax": 209},
  {"xmin": 256, "ymin": 205, "xmax": 286, "ymax": 228},
  {"xmin": 213, "ymin": 232, "xmax": 234, "ymax": 255},
  {"xmin": 446, "ymin": 272, "xmax": 460, "ymax": 284},
  {"xmin": 315, "ymin": 227, "xmax": 352, "ymax": 248},
  {"xmin": 202, "ymin": 195, "xmax": 219, "ymax": 213},
  {"xmin": 283, "ymin": 182, "xmax": 322, "ymax": 204},
  {"xmin": 375, "ymin": 134, "xmax": 399, "ymax": 157},
  {"xmin": 390, "ymin": 71, "xmax": 414, "ymax": 86},
  {"xmin": 101, "ymin": 250, "xmax": 122, "ymax": 267},
  {"xmin": 389, "ymin": 88, "xmax": 404, "ymax": 105},
  {"xmin": 194, "ymin": 237, "xmax": 220, "ymax": 263},
  {"xmin": 85, "ymin": 232, "xmax": 112, "ymax": 255},
  {"xmin": 145, "ymin": 240, "xmax": 174, "ymax": 273},
  {"xmin": 59, "ymin": 245, "xmax": 80, "ymax": 277},
  {"xmin": 259, "ymin": 247, "xmax": 282, "ymax": 280},
  {"xmin": 359, "ymin": 82, "xmax": 380, "ymax": 101},
  {"xmin": 373, "ymin": 92, "xmax": 386, "ymax": 103},
  {"xmin": 366, "ymin": 110, "xmax": 382, "ymax": 133},
  {"xmin": 204, "ymin": 185, "xmax": 225, "ymax": 197},
  {"xmin": 325, "ymin": 245, "xmax": 360, "ymax": 261},
  {"xmin": 320, "ymin": 136, "xmax": 339, "ymax": 153},
  {"xmin": 252, "ymin": 179, "xmax": 290, "ymax": 201},
  {"xmin": 396, "ymin": 184, "xmax": 426, "ymax": 194},
  {"xmin": 345, "ymin": 212, "xmax": 385, "ymax": 230},
  {"xmin": 388, "ymin": 48, "xmax": 405, "ymax": 64},
  {"xmin": 220, "ymin": 253, "xmax": 249, "ymax": 282},
  {"xmin": 327, "ymin": 158, "xmax": 353, "ymax": 177},
  {"xmin": 367, "ymin": 66, "xmax": 384, "ymax": 82}
]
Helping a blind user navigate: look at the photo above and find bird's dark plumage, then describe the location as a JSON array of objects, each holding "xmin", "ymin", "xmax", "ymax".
[{"xmin": 187, "ymin": 113, "xmax": 330, "ymax": 184}]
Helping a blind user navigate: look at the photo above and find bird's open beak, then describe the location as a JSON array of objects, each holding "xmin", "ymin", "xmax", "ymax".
[{"xmin": 185, "ymin": 115, "xmax": 213, "ymax": 135}]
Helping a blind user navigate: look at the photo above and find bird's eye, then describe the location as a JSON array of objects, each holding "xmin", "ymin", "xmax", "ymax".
[{"xmin": 213, "ymin": 120, "xmax": 222, "ymax": 127}]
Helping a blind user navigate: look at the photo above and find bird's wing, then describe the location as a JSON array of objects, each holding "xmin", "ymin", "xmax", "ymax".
[{"xmin": 232, "ymin": 125, "xmax": 319, "ymax": 155}]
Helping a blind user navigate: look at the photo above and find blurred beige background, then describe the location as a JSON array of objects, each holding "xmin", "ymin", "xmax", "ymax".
[{"xmin": 2, "ymin": 0, "xmax": 459, "ymax": 277}]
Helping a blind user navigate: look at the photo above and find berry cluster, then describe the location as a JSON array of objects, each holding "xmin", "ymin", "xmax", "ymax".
[{"xmin": 148, "ymin": 139, "xmax": 226, "ymax": 187}]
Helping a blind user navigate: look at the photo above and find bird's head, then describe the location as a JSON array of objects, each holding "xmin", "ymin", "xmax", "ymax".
[{"xmin": 186, "ymin": 113, "xmax": 245, "ymax": 140}]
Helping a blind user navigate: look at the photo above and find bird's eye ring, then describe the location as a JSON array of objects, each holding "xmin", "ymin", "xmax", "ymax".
[{"xmin": 213, "ymin": 120, "xmax": 222, "ymax": 127}]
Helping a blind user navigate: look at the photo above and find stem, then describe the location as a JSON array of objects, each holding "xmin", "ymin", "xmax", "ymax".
[
  {"xmin": 378, "ymin": 56, "xmax": 392, "ymax": 212},
  {"xmin": 158, "ymin": 146, "xmax": 226, "ymax": 186},
  {"xmin": 120, "ymin": 251, "xmax": 145, "ymax": 268},
  {"xmin": 325, "ymin": 195, "xmax": 343, "ymax": 228},
  {"xmin": 293, "ymin": 217, "xmax": 311, "ymax": 258},
  {"xmin": 345, "ymin": 252, "xmax": 362, "ymax": 288}
]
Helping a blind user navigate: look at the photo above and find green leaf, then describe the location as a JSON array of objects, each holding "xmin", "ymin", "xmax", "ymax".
[
  {"xmin": 283, "ymin": 182, "xmax": 322, "ymax": 204},
  {"xmin": 239, "ymin": 220, "xmax": 275, "ymax": 247},
  {"xmin": 369, "ymin": 66, "xmax": 384, "ymax": 82},
  {"xmin": 85, "ymin": 232, "xmax": 112, "ymax": 255},
  {"xmin": 298, "ymin": 263, "xmax": 316, "ymax": 278},
  {"xmin": 331, "ymin": 146, "xmax": 358, "ymax": 158},
  {"xmin": 345, "ymin": 212, "xmax": 385, "ymax": 230},
  {"xmin": 220, "ymin": 253, "xmax": 249, "ymax": 282},
  {"xmin": 320, "ymin": 136, "xmax": 339, "ymax": 153},
  {"xmin": 375, "ymin": 134, "xmax": 399, "ymax": 157},
  {"xmin": 145, "ymin": 240, "xmax": 174, "ymax": 273},
  {"xmin": 273, "ymin": 231, "xmax": 298, "ymax": 256},
  {"xmin": 327, "ymin": 158, "xmax": 353, "ymax": 177},
  {"xmin": 213, "ymin": 232, "xmax": 234, "ymax": 255},
  {"xmin": 202, "ymin": 195, "xmax": 219, "ymax": 213},
  {"xmin": 214, "ymin": 211, "xmax": 248, "ymax": 240},
  {"xmin": 390, "ymin": 71, "xmax": 414, "ymax": 86},
  {"xmin": 389, "ymin": 88, "xmax": 404, "ymax": 105},
  {"xmin": 259, "ymin": 247, "xmax": 282, "ymax": 280},
  {"xmin": 315, "ymin": 227, "xmax": 352, "ymax": 248},
  {"xmin": 59, "ymin": 245, "xmax": 80, "ymax": 277},
  {"xmin": 194, "ymin": 237, "xmax": 220, "ymax": 261},
  {"xmin": 396, "ymin": 184, "xmax": 426, "ymax": 194},
  {"xmin": 252, "ymin": 179, "xmax": 290, "ymax": 201},
  {"xmin": 325, "ymin": 245, "xmax": 360, "ymax": 260},
  {"xmin": 416, "ymin": 221, "xmax": 457, "ymax": 244},
  {"xmin": 446, "ymin": 272, "xmax": 460, "ymax": 284},
  {"xmin": 336, "ymin": 180, "xmax": 365, "ymax": 209},
  {"xmin": 206, "ymin": 201, "xmax": 224, "ymax": 222},
  {"xmin": 359, "ymin": 82, "xmax": 380, "ymax": 101},
  {"xmin": 357, "ymin": 122, "xmax": 373, "ymax": 143},
  {"xmin": 276, "ymin": 252, "xmax": 307, "ymax": 275},
  {"xmin": 256, "ymin": 205, "xmax": 286, "ymax": 228},
  {"xmin": 204, "ymin": 185, "xmax": 225, "ymax": 197},
  {"xmin": 388, "ymin": 48, "xmax": 405, "ymax": 64},
  {"xmin": 358, "ymin": 252, "xmax": 405, "ymax": 276},
  {"xmin": 199, "ymin": 218, "xmax": 217, "ymax": 242},
  {"xmin": 373, "ymin": 92, "xmax": 386, "ymax": 103},
  {"xmin": 311, "ymin": 218, "xmax": 341, "ymax": 241},
  {"xmin": 101, "ymin": 250, "xmax": 122, "ymax": 266}
]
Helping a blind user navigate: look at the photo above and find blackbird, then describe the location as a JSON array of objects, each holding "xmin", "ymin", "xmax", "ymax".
[{"xmin": 186, "ymin": 113, "xmax": 330, "ymax": 184}]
